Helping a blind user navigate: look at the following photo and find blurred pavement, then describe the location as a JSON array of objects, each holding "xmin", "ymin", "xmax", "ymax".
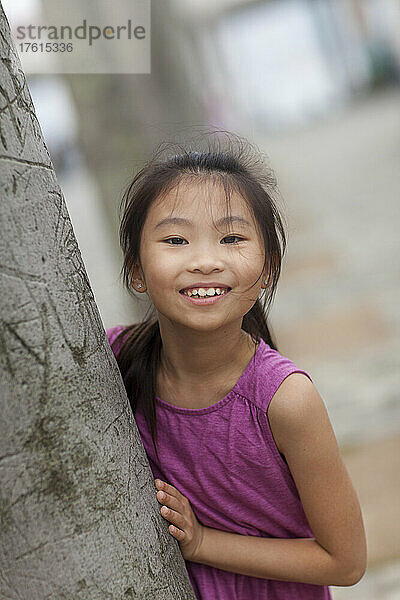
[{"xmin": 257, "ymin": 87, "xmax": 400, "ymax": 599}]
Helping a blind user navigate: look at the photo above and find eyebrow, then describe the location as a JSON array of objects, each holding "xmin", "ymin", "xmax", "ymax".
[{"xmin": 153, "ymin": 215, "xmax": 252, "ymax": 230}]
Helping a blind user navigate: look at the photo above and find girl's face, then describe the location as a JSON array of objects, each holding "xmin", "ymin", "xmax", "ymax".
[{"xmin": 135, "ymin": 179, "xmax": 267, "ymax": 334}]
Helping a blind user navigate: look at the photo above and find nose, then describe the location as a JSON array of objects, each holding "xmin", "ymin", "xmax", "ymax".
[{"xmin": 187, "ymin": 241, "xmax": 225, "ymax": 274}]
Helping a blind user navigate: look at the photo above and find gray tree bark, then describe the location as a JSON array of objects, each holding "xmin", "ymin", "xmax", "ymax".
[{"xmin": 0, "ymin": 4, "xmax": 196, "ymax": 599}]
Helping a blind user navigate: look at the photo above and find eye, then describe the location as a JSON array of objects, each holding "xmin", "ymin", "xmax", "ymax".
[
  {"xmin": 163, "ymin": 235, "xmax": 244, "ymax": 245},
  {"xmin": 164, "ymin": 237, "xmax": 187, "ymax": 245},
  {"xmin": 222, "ymin": 235, "xmax": 244, "ymax": 244}
]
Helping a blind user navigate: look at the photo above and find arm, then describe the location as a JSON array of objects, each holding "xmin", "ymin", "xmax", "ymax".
[
  {"xmin": 192, "ymin": 373, "xmax": 367, "ymax": 586},
  {"xmin": 193, "ymin": 529, "xmax": 357, "ymax": 586}
]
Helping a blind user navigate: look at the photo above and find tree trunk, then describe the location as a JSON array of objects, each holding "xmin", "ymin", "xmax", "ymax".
[{"xmin": 0, "ymin": 4, "xmax": 196, "ymax": 598}]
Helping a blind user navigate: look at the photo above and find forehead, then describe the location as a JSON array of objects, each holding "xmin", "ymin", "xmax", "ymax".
[{"xmin": 147, "ymin": 177, "xmax": 255, "ymax": 227}]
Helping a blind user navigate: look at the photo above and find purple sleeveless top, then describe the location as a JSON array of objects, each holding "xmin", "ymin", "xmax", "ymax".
[{"xmin": 106, "ymin": 325, "xmax": 332, "ymax": 600}]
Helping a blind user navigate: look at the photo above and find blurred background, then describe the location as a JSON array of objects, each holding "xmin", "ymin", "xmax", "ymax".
[{"xmin": 3, "ymin": 0, "xmax": 399, "ymax": 597}]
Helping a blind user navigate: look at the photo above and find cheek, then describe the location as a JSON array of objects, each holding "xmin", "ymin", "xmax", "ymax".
[
  {"xmin": 148, "ymin": 276, "xmax": 177, "ymax": 296},
  {"xmin": 142, "ymin": 246, "xmax": 179, "ymax": 285},
  {"xmin": 236, "ymin": 248, "xmax": 264, "ymax": 275}
]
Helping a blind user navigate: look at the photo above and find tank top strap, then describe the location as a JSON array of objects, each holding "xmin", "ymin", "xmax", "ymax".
[{"xmin": 236, "ymin": 338, "xmax": 313, "ymax": 413}]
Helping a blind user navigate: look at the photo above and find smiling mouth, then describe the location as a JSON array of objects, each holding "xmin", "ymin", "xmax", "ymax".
[
  {"xmin": 178, "ymin": 289, "xmax": 232, "ymax": 306},
  {"xmin": 179, "ymin": 287, "xmax": 232, "ymax": 297}
]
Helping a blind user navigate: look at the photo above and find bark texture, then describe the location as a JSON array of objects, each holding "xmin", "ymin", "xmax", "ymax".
[{"xmin": 0, "ymin": 4, "xmax": 196, "ymax": 598}]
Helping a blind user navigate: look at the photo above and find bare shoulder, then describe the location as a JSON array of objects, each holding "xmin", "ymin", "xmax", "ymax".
[{"xmin": 266, "ymin": 372, "xmax": 330, "ymax": 455}]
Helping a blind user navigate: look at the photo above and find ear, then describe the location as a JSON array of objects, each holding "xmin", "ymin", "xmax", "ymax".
[{"xmin": 130, "ymin": 264, "xmax": 146, "ymax": 291}]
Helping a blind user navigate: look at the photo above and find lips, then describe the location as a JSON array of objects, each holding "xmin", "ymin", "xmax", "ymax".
[
  {"xmin": 179, "ymin": 286, "xmax": 232, "ymax": 293},
  {"xmin": 180, "ymin": 289, "xmax": 231, "ymax": 305}
]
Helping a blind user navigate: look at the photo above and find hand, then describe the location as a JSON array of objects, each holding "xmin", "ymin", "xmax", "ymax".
[{"xmin": 155, "ymin": 478, "xmax": 205, "ymax": 561}]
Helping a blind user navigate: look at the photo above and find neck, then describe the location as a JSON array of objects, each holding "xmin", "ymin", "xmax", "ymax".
[{"xmin": 157, "ymin": 322, "xmax": 258, "ymax": 394}]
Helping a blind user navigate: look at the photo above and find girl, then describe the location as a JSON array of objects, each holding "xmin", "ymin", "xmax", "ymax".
[{"xmin": 106, "ymin": 132, "xmax": 367, "ymax": 599}]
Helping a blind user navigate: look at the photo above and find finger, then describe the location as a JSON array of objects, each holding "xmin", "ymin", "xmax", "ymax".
[
  {"xmin": 156, "ymin": 490, "xmax": 182, "ymax": 513},
  {"xmin": 168, "ymin": 524, "xmax": 185, "ymax": 539},
  {"xmin": 155, "ymin": 480, "xmax": 186, "ymax": 502},
  {"xmin": 160, "ymin": 506, "xmax": 187, "ymax": 531}
]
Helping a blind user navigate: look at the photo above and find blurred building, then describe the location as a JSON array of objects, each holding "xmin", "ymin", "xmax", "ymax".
[{"xmin": 170, "ymin": 0, "xmax": 400, "ymax": 132}]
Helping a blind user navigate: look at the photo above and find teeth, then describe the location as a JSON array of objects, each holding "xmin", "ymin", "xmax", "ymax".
[{"xmin": 184, "ymin": 287, "xmax": 228, "ymax": 297}]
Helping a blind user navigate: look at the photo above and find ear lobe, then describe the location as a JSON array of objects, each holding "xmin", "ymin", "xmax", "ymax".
[{"xmin": 130, "ymin": 265, "xmax": 146, "ymax": 291}]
